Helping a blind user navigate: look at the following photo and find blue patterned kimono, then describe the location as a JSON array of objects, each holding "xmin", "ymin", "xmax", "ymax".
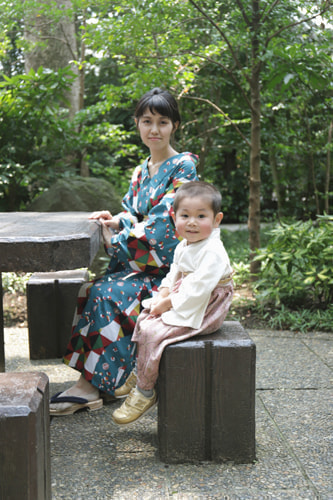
[{"xmin": 64, "ymin": 152, "xmax": 198, "ymax": 395}]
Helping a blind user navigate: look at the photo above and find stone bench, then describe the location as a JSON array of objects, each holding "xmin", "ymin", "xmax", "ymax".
[
  {"xmin": 158, "ymin": 321, "xmax": 256, "ymax": 463},
  {"xmin": 0, "ymin": 372, "xmax": 51, "ymax": 500},
  {"xmin": 27, "ymin": 269, "xmax": 89, "ymax": 359}
]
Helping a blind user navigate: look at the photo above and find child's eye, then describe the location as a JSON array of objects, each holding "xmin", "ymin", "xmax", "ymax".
[{"xmin": 199, "ymin": 214, "xmax": 206, "ymax": 218}]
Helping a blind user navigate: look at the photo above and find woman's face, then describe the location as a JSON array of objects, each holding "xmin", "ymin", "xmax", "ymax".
[{"xmin": 136, "ymin": 108, "xmax": 178, "ymax": 153}]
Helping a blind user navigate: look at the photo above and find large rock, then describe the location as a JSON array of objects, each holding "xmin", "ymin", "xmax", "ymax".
[{"xmin": 27, "ymin": 176, "xmax": 123, "ymax": 214}]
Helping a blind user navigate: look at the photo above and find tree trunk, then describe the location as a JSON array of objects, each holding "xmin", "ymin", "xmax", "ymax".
[
  {"xmin": 24, "ymin": 0, "xmax": 80, "ymax": 119},
  {"xmin": 305, "ymin": 113, "xmax": 320, "ymax": 214},
  {"xmin": 248, "ymin": 0, "xmax": 261, "ymax": 276},
  {"xmin": 268, "ymin": 147, "xmax": 282, "ymax": 220},
  {"xmin": 325, "ymin": 121, "xmax": 332, "ymax": 214},
  {"xmin": 268, "ymin": 116, "xmax": 283, "ymax": 220},
  {"xmin": 78, "ymin": 12, "xmax": 89, "ymax": 177}
]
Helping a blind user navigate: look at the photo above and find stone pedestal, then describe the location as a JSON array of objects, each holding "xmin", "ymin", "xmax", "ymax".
[
  {"xmin": 158, "ymin": 321, "xmax": 256, "ymax": 463},
  {"xmin": 0, "ymin": 372, "xmax": 51, "ymax": 500},
  {"xmin": 27, "ymin": 269, "xmax": 89, "ymax": 359}
]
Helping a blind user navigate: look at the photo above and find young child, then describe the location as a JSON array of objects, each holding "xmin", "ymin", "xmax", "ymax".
[{"xmin": 112, "ymin": 181, "xmax": 234, "ymax": 426}]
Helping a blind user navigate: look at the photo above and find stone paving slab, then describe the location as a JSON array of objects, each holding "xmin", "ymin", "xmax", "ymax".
[
  {"xmin": 302, "ymin": 337, "xmax": 333, "ymax": 370},
  {"xmin": 258, "ymin": 389, "xmax": 333, "ymax": 499},
  {"xmin": 50, "ymin": 398, "xmax": 319, "ymax": 499},
  {"xmin": 3, "ymin": 326, "xmax": 332, "ymax": 499},
  {"xmin": 253, "ymin": 334, "xmax": 332, "ymax": 390}
]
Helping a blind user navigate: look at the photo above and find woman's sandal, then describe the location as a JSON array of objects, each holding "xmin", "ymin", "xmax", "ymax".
[{"xmin": 49, "ymin": 392, "xmax": 103, "ymax": 416}]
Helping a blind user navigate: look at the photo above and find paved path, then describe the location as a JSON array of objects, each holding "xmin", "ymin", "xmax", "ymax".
[{"xmin": 4, "ymin": 326, "xmax": 333, "ymax": 499}]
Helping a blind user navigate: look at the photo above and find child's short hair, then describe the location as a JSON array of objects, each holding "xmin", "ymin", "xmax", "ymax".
[{"xmin": 173, "ymin": 181, "xmax": 222, "ymax": 216}]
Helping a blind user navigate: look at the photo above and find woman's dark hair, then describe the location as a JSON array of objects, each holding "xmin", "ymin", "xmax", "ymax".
[
  {"xmin": 134, "ymin": 88, "xmax": 181, "ymax": 126},
  {"xmin": 173, "ymin": 181, "xmax": 222, "ymax": 216}
]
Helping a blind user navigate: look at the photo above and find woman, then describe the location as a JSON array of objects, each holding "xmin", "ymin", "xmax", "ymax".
[{"xmin": 50, "ymin": 87, "xmax": 198, "ymax": 416}]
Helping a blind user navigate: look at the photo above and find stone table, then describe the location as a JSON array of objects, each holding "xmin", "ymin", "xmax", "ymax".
[{"xmin": 0, "ymin": 212, "xmax": 102, "ymax": 371}]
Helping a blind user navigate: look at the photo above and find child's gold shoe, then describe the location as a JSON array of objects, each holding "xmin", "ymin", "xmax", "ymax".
[
  {"xmin": 114, "ymin": 371, "xmax": 137, "ymax": 398},
  {"xmin": 112, "ymin": 388, "xmax": 157, "ymax": 426}
]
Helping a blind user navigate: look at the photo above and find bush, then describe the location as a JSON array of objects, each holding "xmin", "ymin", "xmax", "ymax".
[
  {"xmin": 2, "ymin": 272, "xmax": 31, "ymax": 294},
  {"xmin": 260, "ymin": 304, "xmax": 333, "ymax": 333},
  {"xmin": 0, "ymin": 67, "xmax": 77, "ymax": 210},
  {"xmin": 253, "ymin": 216, "xmax": 333, "ymax": 309}
]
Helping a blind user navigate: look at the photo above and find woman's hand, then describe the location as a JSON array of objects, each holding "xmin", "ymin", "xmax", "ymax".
[
  {"xmin": 89, "ymin": 211, "xmax": 120, "ymax": 246},
  {"xmin": 89, "ymin": 210, "xmax": 120, "ymax": 231},
  {"xmin": 89, "ymin": 210, "xmax": 112, "ymax": 221}
]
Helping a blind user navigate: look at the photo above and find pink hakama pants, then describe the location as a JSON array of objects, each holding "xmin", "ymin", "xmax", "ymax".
[{"xmin": 132, "ymin": 282, "xmax": 234, "ymax": 390}]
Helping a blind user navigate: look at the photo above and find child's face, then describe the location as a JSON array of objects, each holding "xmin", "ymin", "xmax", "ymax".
[{"xmin": 174, "ymin": 196, "xmax": 223, "ymax": 244}]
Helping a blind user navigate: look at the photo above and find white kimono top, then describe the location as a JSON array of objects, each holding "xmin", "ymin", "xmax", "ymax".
[{"xmin": 157, "ymin": 228, "xmax": 233, "ymax": 329}]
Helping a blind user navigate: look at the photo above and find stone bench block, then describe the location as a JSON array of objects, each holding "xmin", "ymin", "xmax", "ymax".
[
  {"xmin": 0, "ymin": 372, "xmax": 51, "ymax": 500},
  {"xmin": 158, "ymin": 321, "xmax": 256, "ymax": 463},
  {"xmin": 27, "ymin": 269, "xmax": 89, "ymax": 359}
]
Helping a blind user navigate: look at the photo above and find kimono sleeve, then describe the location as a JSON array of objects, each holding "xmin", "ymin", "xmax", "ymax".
[{"xmin": 113, "ymin": 165, "xmax": 142, "ymax": 227}]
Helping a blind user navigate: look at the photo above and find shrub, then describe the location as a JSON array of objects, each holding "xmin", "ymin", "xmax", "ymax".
[
  {"xmin": 2, "ymin": 272, "xmax": 31, "ymax": 294},
  {"xmin": 253, "ymin": 216, "xmax": 333, "ymax": 309}
]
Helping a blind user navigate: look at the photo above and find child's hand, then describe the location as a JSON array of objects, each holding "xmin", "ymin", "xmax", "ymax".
[
  {"xmin": 150, "ymin": 288, "xmax": 170, "ymax": 309},
  {"xmin": 150, "ymin": 296, "xmax": 172, "ymax": 317}
]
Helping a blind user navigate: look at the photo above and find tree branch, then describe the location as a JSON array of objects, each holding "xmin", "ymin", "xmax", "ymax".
[
  {"xmin": 182, "ymin": 95, "xmax": 251, "ymax": 148},
  {"xmin": 261, "ymin": 0, "xmax": 282, "ymax": 25},
  {"xmin": 186, "ymin": 50, "xmax": 254, "ymax": 112},
  {"xmin": 188, "ymin": 0, "xmax": 248, "ymax": 79},
  {"xmin": 265, "ymin": 0, "xmax": 333, "ymax": 48},
  {"xmin": 234, "ymin": 0, "xmax": 251, "ymax": 26}
]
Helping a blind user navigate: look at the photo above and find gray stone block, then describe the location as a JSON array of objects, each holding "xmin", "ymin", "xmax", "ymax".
[
  {"xmin": 27, "ymin": 269, "xmax": 89, "ymax": 359},
  {"xmin": 158, "ymin": 321, "xmax": 256, "ymax": 463}
]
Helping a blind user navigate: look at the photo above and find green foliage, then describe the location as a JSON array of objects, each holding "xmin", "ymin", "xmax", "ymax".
[
  {"xmin": 221, "ymin": 224, "xmax": 276, "ymax": 285},
  {"xmin": 2, "ymin": 273, "xmax": 31, "ymax": 294},
  {"xmin": 221, "ymin": 228, "xmax": 250, "ymax": 284},
  {"xmin": 0, "ymin": 66, "xmax": 137, "ymax": 208},
  {"xmin": 0, "ymin": 67, "xmax": 77, "ymax": 209},
  {"xmin": 253, "ymin": 216, "xmax": 333, "ymax": 309},
  {"xmin": 72, "ymin": 105, "xmax": 138, "ymax": 196},
  {"xmin": 260, "ymin": 304, "xmax": 333, "ymax": 333},
  {"xmin": 223, "ymin": 220, "xmax": 333, "ymax": 331},
  {"xmin": 221, "ymin": 228, "xmax": 249, "ymax": 262},
  {"xmin": 0, "ymin": 0, "xmax": 332, "ymax": 221}
]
